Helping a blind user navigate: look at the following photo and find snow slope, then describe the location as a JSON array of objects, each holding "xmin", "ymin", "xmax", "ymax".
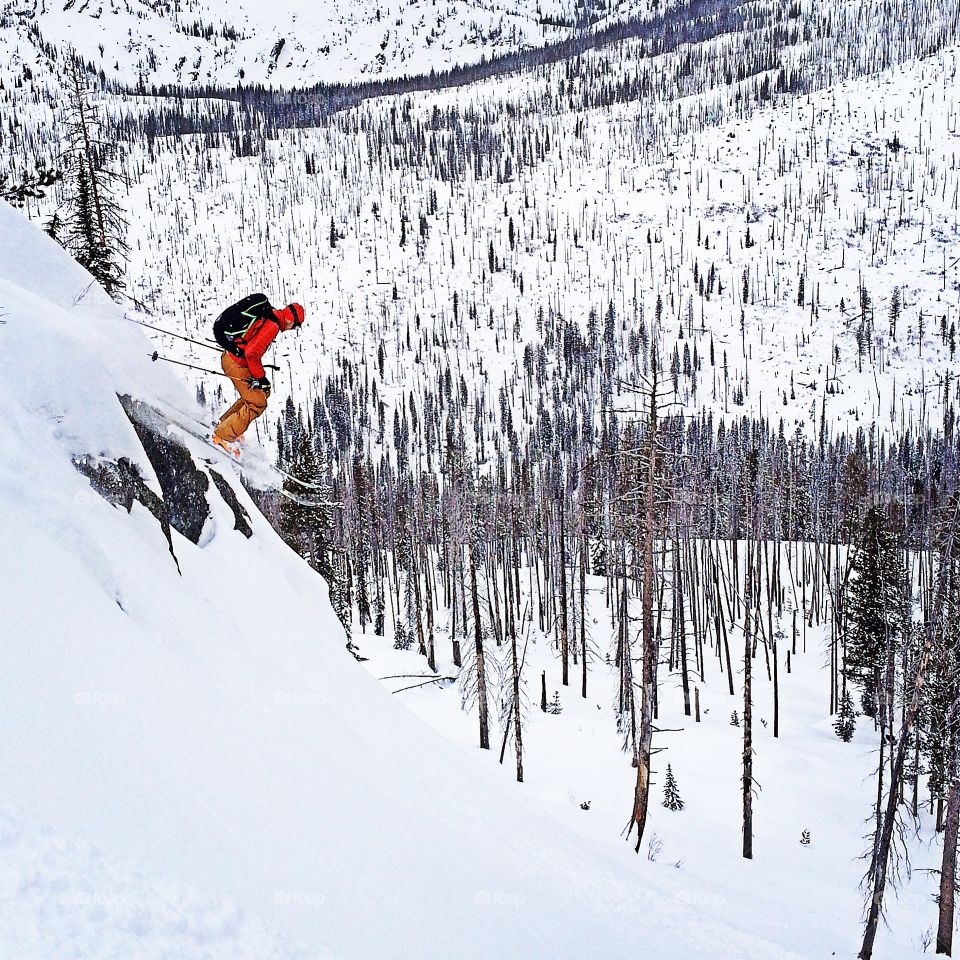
[
  {"xmin": 0, "ymin": 0, "xmax": 663, "ymax": 89},
  {"xmin": 359, "ymin": 558, "xmax": 944, "ymax": 960},
  {"xmin": 0, "ymin": 198, "xmax": 827, "ymax": 959}
]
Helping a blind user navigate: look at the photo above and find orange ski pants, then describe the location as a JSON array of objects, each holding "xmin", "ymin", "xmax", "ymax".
[{"xmin": 214, "ymin": 353, "xmax": 270, "ymax": 442}]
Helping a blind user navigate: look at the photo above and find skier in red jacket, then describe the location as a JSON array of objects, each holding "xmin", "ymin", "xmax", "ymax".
[{"xmin": 211, "ymin": 295, "xmax": 305, "ymax": 455}]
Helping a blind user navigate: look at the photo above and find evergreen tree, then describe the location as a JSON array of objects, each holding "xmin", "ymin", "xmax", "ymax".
[
  {"xmin": 842, "ymin": 507, "xmax": 908, "ymax": 723},
  {"xmin": 60, "ymin": 58, "xmax": 127, "ymax": 299},
  {"xmin": 923, "ymin": 531, "xmax": 960, "ymax": 806},
  {"xmin": 278, "ymin": 434, "xmax": 337, "ymax": 588},
  {"xmin": 834, "ymin": 686, "xmax": 857, "ymax": 742},
  {"xmin": 662, "ymin": 764, "xmax": 684, "ymax": 811},
  {"xmin": 0, "ymin": 166, "xmax": 60, "ymax": 207},
  {"xmin": 374, "ymin": 592, "xmax": 385, "ymax": 637},
  {"xmin": 591, "ymin": 538, "xmax": 607, "ymax": 576},
  {"xmin": 889, "ymin": 286, "xmax": 902, "ymax": 338},
  {"xmin": 356, "ymin": 568, "xmax": 371, "ymax": 634},
  {"xmin": 393, "ymin": 620, "xmax": 412, "ymax": 651}
]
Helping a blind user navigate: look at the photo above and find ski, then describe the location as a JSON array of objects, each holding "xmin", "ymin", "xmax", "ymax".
[
  {"xmin": 278, "ymin": 486, "xmax": 337, "ymax": 509},
  {"xmin": 274, "ymin": 467, "xmax": 330, "ymax": 493},
  {"xmin": 149, "ymin": 403, "xmax": 278, "ymax": 479},
  {"xmin": 142, "ymin": 400, "xmax": 333, "ymax": 499}
]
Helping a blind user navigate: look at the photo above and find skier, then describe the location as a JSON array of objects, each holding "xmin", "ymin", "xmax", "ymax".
[{"xmin": 211, "ymin": 294, "xmax": 305, "ymax": 455}]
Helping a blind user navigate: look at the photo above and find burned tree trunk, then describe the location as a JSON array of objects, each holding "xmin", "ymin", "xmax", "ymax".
[
  {"xmin": 676, "ymin": 539, "xmax": 691, "ymax": 717},
  {"xmin": 629, "ymin": 343, "xmax": 659, "ymax": 853},
  {"xmin": 559, "ymin": 495, "xmax": 570, "ymax": 686},
  {"xmin": 937, "ymin": 776, "xmax": 960, "ymax": 955},
  {"xmin": 773, "ymin": 624, "xmax": 780, "ymax": 739},
  {"xmin": 580, "ymin": 534, "xmax": 588, "ymax": 699},
  {"xmin": 743, "ymin": 553, "xmax": 754, "ymax": 860},
  {"xmin": 423, "ymin": 550, "xmax": 437, "ymax": 674},
  {"xmin": 509, "ymin": 625, "xmax": 524, "ymax": 783},
  {"xmin": 860, "ymin": 506, "xmax": 959, "ymax": 960},
  {"xmin": 469, "ymin": 545, "xmax": 490, "ymax": 751}
]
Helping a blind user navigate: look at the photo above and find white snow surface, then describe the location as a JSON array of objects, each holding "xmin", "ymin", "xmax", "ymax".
[
  {"xmin": 0, "ymin": 198, "xmax": 827, "ymax": 959},
  {"xmin": 0, "ymin": 0, "xmax": 662, "ymax": 89}
]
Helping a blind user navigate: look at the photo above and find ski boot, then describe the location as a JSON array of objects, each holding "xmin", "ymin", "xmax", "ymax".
[{"xmin": 210, "ymin": 433, "xmax": 242, "ymax": 459}]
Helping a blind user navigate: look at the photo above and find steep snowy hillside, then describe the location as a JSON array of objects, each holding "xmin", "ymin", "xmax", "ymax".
[
  {"xmin": 0, "ymin": 198, "xmax": 836, "ymax": 959},
  {"xmin": 0, "ymin": 0, "xmax": 664, "ymax": 89}
]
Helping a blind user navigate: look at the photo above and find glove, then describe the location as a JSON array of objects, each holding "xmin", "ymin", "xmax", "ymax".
[{"xmin": 249, "ymin": 376, "xmax": 271, "ymax": 395}]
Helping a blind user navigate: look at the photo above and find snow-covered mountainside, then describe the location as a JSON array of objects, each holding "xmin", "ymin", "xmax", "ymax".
[
  {"xmin": 0, "ymin": 0, "xmax": 663, "ymax": 88},
  {"xmin": 0, "ymin": 197, "xmax": 827, "ymax": 959},
  {"xmin": 121, "ymin": 39, "xmax": 960, "ymax": 446},
  {"xmin": 7, "ymin": 0, "xmax": 960, "ymax": 953}
]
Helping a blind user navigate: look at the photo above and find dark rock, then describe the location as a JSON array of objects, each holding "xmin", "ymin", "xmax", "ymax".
[
  {"xmin": 73, "ymin": 454, "xmax": 180, "ymax": 571},
  {"xmin": 75, "ymin": 396, "xmax": 260, "ymax": 566},
  {"xmin": 209, "ymin": 469, "xmax": 253, "ymax": 538},
  {"xmin": 118, "ymin": 395, "xmax": 210, "ymax": 544}
]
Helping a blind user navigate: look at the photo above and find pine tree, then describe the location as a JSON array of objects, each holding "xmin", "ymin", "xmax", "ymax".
[
  {"xmin": 0, "ymin": 166, "xmax": 60, "ymax": 207},
  {"xmin": 889, "ymin": 286, "xmax": 902, "ymax": 338},
  {"xmin": 843, "ymin": 507, "xmax": 908, "ymax": 725},
  {"xmin": 591, "ymin": 538, "xmax": 607, "ymax": 576},
  {"xmin": 730, "ymin": 710, "xmax": 740, "ymax": 726},
  {"xmin": 834, "ymin": 686, "xmax": 857, "ymax": 742},
  {"xmin": 924, "ymin": 539, "xmax": 960, "ymax": 812},
  {"xmin": 662, "ymin": 764, "xmax": 684, "ymax": 811},
  {"xmin": 393, "ymin": 620, "xmax": 412, "ymax": 651},
  {"xmin": 356, "ymin": 568, "xmax": 371, "ymax": 634},
  {"xmin": 548, "ymin": 691, "xmax": 563, "ymax": 715},
  {"xmin": 278, "ymin": 434, "xmax": 337, "ymax": 587},
  {"xmin": 60, "ymin": 58, "xmax": 127, "ymax": 299}
]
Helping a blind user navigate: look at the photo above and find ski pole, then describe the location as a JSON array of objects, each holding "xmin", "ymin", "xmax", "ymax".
[
  {"xmin": 127, "ymin": 314, "xmax": 222, "ymax": 352},
  {"xmin": 130, "ymin": 315, "xmax": 278, "ymax": 370},
  {"xmin": 149, "ymin": 351, "xmax": 238, "ymax": 379}
]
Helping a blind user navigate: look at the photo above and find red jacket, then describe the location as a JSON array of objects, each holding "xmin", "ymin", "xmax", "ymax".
[{"xmin": 235, "ymin": 316, "xmax": 280, "ymax": 379}]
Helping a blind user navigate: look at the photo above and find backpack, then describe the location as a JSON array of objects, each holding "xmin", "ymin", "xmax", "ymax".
[{"xmin": 213, "ymin": 294, "xmax": 276, "ymax": 355}]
